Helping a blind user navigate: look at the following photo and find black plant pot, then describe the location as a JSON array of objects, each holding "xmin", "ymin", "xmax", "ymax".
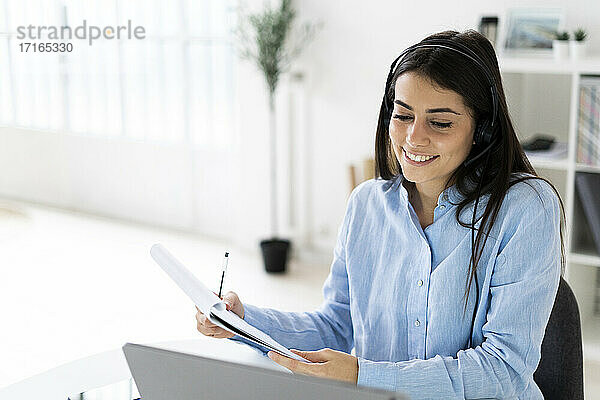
[{"xmin": 260, "ymin": 239, "xmax": 291, "ymax": 273}]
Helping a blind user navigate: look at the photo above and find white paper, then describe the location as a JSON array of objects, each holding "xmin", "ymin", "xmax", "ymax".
[{"xmin": 150, "ymin": 244, "xmax": 310, "ymax": 363}]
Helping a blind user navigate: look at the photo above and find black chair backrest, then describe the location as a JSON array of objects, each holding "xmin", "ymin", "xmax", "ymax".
[{"xmin": 533, "ymin": 277, "xmax": 584, "ymax": 399}]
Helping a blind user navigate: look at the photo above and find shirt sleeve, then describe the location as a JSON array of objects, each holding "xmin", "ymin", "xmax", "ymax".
[
  {"xmin": 357, "ymin": 182, "xmax": 562, "ymax": 399},
  {"xmin": 228, "ymin": 187, "xmax": 359, "ymax": 355}
]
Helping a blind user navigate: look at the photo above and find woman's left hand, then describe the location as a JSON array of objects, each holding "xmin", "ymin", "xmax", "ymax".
[{"xmin": 267, "ymin": 348, "xmax": 358, "ymax": 384}]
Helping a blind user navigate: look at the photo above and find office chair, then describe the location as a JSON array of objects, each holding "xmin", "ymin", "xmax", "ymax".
[{"xmin": 533, "ymin": 277, "xmax": 584, "ymax": 399}]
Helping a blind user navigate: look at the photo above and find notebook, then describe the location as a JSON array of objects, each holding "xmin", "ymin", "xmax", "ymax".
[{"xmin": 149, "ymin": 244, "xmax": 309, "ymax": 363}]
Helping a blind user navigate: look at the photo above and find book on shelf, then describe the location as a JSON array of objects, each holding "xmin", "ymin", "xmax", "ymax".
[
  {"xmin": 596, "ymin": 269, "xmax": 600, "ymax": 316},
  {"xmin": 575, "ymin": 172, "xmax": 600, "ymax": 257},
  {"xmin": 577, "ymin": 77, "xmax": 600, "ymax": 166}
]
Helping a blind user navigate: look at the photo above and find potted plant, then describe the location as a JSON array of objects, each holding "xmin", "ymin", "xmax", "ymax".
[
  {"xmin": 236, "ymin": 0, "xmax": 317, "ymax": 273},
  {"xmin": 553, "ymin": 31, "xmax": 570, "ymax": 60},
  {"xmin": 571, "ymin": 28, "xmax": 588, "ymax": 60}
]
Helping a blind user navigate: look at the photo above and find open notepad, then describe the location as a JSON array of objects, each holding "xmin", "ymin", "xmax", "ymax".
[{"xmin": 150, "ymin": 244, "xmax": 310, "ymax": 363}]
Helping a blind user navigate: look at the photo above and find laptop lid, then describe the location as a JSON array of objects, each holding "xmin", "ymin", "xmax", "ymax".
[{"xmin": 123, "ymin": 343, "xmax": 407, "ymax": 400}]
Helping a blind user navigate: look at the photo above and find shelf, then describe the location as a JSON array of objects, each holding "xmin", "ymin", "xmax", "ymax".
[
  {"xmin": 499, "ymin": 59, "xmax": 600, "ymax": 366},
  {"xmin": 499, "ymin": 56, "xmax": 600, "ymax": 75},
  {"xmin": 529, "ymin": 156, "xmax": 569, "ymax": 171},
  {"xmin": 569, "ymin": 251, "xmax": 600, "ymax": 267},
  {"xmin": 576, "ymin": 163, "xmax": 600, "ymax": 174},
  {"xmin": 583, "ymin": 316, "xmax": 600, "ymax": 363}
]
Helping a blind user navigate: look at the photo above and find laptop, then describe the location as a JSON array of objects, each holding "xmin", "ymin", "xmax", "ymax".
[{"xmin": 123, "ymin": 343, "xmax": 407, "ymax": 400}]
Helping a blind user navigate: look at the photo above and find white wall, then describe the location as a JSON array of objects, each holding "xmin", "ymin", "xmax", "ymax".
[{"xmin": 0, "ymin": 127, "xmax": 238, "ymax": 239}]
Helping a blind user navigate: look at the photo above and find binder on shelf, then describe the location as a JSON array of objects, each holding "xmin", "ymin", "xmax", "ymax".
[
  {"xmin": 595, "ymin": 270, "xmax": 600, "ymax": 316},
  {"xmin": 575, "ymin": 172, "xmax": 600, "ymax": 256},
  {"xmin": 577, "ymin": 77, "xmax": 600, "ymax": 166}
]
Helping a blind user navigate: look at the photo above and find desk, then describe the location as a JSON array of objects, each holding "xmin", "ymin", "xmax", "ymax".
[{"xmin": 0, "ymin": 338, "xmax": 287, "ymax": 400}]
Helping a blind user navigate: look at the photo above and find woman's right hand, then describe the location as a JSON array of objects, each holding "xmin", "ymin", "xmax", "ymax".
[{"xmin": 195, "ymin": 291, "xmax": 245, "ymax": 339}]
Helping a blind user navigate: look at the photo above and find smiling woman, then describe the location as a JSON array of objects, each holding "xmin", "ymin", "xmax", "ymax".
[{"xmin": 194, "ymin": 30, "xmax": 567, "ymax": 399}]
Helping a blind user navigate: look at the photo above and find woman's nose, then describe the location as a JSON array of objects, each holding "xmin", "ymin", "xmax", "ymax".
[{"xmin": 406, "ymin": 120, "xmax": 430, "ymax": 147}]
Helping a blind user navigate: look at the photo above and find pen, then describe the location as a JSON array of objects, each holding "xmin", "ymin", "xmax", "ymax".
[{"xmin": 217, "ymin": 252, "xmax": 229, "ymax": 298}]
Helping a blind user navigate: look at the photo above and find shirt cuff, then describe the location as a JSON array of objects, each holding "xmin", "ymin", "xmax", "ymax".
[
  {"xmin": 357, "ymin": 357, "xmax": 398, "ymax": 392},
  {"xmin": 241, "ymin": 303, "xmax": 264, "ymax": 329}
]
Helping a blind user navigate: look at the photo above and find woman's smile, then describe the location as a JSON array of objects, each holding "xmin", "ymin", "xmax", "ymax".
[{"xmin": 402, "ymin": 147, "xmax": 440, "ymax": 166}]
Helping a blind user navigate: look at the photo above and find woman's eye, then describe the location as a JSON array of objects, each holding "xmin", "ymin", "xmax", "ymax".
[
  {"xmin": 393, "ymin": 114, "xmax": 412, "ymax": 121},
  {"xmin": 430, "ymin": 121, "xmax": 453, "ymax": 129},
  {"xmin": 393, "ymin": 114, "xmax": 453, "ymax": 129}
]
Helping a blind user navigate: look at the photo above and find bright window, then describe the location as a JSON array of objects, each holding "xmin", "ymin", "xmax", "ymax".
[{"xmin": 0, "ymin": 0, "xmax": 237, "ymax": 147}]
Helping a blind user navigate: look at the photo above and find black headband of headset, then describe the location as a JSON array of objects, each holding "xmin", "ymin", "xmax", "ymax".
[{"xmin": 383, "ymin": 38, "xmax": 499, "ymax": 128}]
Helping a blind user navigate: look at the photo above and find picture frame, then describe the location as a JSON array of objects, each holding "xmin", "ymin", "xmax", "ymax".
[{"xmin": 500, "ymin": 8, "xmax": 564, "ymax": 57}]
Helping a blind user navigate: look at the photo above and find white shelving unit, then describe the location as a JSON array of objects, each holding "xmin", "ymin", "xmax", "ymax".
[{"xmin": 499, "ymin": 56, "xmax": 600, "ymax": 364}]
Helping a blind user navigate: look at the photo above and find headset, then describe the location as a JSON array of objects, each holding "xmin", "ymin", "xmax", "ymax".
[{"xmin": 382, "ymin": 38, "xmax": 501, "ymax": 348}]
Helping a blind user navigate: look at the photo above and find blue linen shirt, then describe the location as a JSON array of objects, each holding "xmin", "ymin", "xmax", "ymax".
[{"xmin": 231, "ymin": 174, "xmax": 561, "ymax": 399}]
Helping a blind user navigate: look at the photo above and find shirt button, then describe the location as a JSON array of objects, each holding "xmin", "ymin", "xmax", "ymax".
[
  {"xmin": 439, "ymin": 204, "xmax": 446, "ymax": 211},
  {"xmin": 417, "ymin": 279, "xmax": 423, "ymax": 287},
  {"xmin": 414, "ymin": 320, "xmax": 421, "ymax": 327}
]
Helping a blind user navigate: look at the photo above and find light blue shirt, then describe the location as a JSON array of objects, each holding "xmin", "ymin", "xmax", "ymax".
[{"xmin": 231, "ymin": 174, "xmax": 561, "ymax": 399}]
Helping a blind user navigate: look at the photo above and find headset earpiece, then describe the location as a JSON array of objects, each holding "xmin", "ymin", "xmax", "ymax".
[{"xmin": 473, "ymin": 119, "xmax": 492, "ymax": 147}]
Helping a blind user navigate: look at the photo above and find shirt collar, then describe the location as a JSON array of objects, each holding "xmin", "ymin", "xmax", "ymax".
[{"xmin": 393, "ymin": 174, "xmax": 463, "ymax": 205}]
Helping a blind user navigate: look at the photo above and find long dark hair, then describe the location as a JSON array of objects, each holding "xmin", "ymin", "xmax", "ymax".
[{"xmin": 374, "ymin": 30, "xmax": 566, "ymax": 314}]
